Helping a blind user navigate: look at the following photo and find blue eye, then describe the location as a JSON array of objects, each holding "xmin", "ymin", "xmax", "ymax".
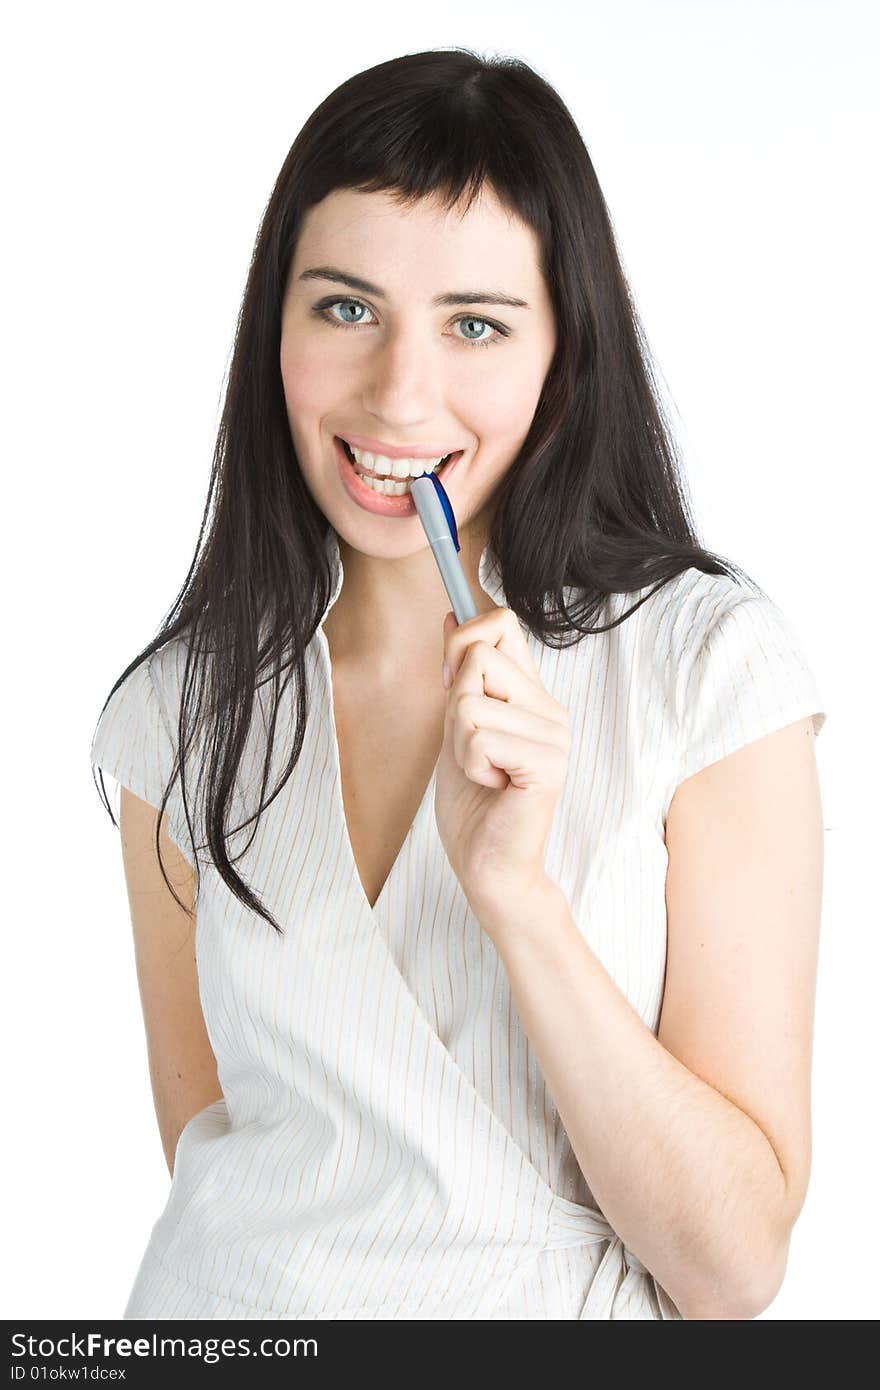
[
  {"xmin": 312, "ymin": 297, "xmax": 508, "ymax": 349},
  {"xmin": 321, "ymin": 299, "xmax": 372, "ymax": 327},
  {"xmin": 452, "ymin": 314, "xmax": 503, "ymax": 348}
]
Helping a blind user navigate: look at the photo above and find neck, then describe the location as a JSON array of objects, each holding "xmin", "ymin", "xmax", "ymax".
[{"xmin": 321, "ymin": 521, "xmax": 499, "ymax": 684}]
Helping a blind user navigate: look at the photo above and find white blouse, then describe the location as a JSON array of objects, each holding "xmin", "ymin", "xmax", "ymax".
[{"xmin": 90, "ymin": 525, "xmax": 827, "ymax": 1319}]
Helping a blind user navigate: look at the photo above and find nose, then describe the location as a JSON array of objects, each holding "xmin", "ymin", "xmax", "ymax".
[{"xmin": 361, "ymin": 322, "xmax": 444, "ymax": 428}]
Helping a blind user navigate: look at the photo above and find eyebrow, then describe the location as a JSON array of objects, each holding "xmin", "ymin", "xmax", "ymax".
[{"xmin": 297, "ymin": 265, "xmax": 531, "ymax": 310}]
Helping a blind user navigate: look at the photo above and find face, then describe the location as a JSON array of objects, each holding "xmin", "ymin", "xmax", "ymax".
[{"xmin": 279, "ymin": 185, "xmax": 557, "ymax": 556}]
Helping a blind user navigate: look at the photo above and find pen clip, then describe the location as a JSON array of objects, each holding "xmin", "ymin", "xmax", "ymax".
[{"xmin": 424, "ymin": 470, "xmax": 460, "ymax": 552}]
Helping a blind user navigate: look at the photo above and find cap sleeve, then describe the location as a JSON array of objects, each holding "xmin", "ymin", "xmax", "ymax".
[
  {"xmin": 675, "ymin": 591, "xmax": 827, "ymax": 788},
  {"xmin": 90, "ymin": 655, "xmax": 192, "ymax": 863}
]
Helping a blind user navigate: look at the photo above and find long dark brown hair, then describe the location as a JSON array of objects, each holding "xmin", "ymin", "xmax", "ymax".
[{"xmin": 92, "ymin": 46, "xmax": 760, "ymax": 934}]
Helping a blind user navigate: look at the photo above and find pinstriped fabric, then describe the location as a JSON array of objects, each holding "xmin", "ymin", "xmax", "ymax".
[{"xmin": 90, "ymin": 526, "xmax": 826, "ymax": 1320}]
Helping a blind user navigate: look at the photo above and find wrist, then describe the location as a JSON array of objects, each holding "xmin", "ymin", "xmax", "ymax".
[{"xmin": 469, "ymin": 872, "xmax": 564, "ymax": 945}]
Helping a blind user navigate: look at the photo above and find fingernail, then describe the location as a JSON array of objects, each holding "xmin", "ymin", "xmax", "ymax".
[{"xmin": 442, "ymin": 662, "xmax": 452, "ymax": 689}]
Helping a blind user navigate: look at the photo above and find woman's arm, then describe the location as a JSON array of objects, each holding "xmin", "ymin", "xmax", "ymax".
[
  {"xmin": 482, "ymin": 715, "xmax": 823, "ymax": 1320},
  {"xmin": 119, "ymin": 787, "xmax": 224, "ymax": 1177}
]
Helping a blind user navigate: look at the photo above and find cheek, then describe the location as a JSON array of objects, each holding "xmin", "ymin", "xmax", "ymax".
[
  {"xmin": 464, "ymin": 367, "xmax": 543, "ymax": 444},
  {"xmin": 280, "ymin": 340, "xmax": 338, "ymax": 419}
]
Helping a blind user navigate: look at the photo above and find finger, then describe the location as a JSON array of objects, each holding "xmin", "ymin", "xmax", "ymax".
[
  {"xmin": 449, "ymin": 638, "xmax": 567, "ymax": 730},
  {"xmin": 443, "ymin": 606, "xmax": 540, "ymax": 688},
  {"xmin": 454, "ymin": 715, "xmax": 570, "ymax": 792},
  {"xmin": 450, "ymin": 691, "xmax": 571, "ymax": 776}
]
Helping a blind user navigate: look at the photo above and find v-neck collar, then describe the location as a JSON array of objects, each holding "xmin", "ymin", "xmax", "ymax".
[{"xmin": 315, "ymin": 523, "xmax": 507, "ymax": 922}]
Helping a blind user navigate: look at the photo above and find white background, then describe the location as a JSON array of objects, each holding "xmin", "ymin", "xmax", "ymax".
[{"xmin": 4, "ymin": 0, "xmax": 877, "ymax": 1320}]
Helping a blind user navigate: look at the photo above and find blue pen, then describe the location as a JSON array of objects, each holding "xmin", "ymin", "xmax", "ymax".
[{"xmin": 409, "ymin": 472, "xmax": 479, "ymax": 624}]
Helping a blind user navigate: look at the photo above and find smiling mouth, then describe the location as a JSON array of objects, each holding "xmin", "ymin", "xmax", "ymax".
[{"xmin": 339, "ymin": 437, "xmax": 457, "ymax": 481}]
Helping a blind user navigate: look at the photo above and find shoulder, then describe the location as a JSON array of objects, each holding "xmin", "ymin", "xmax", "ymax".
[
  {"xmin": 147, "ymin": 633, "xmax": 194, "ymax": 708},
  {"xmin": 618, "ymin": 564, "xmax": 763, "ymax": 651},
  {"xmin": 576, "ymin": 561, "xmax": 823, "ymax": 750},
  {"xmin": 609, "ymin": 565, "xmax": 808, "ymax": 701},
  {"xmin": 565, "ymin": 565, "xmax": 761, "ymax": 711},
  {"xmin": 652, "ymin": 568, "xmax": 826, "ymax": 790}
]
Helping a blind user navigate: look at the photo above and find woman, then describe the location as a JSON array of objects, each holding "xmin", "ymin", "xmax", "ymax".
[{"xmin": 90, "ymin": 48, "xmax": 827, "ymax": 1320}]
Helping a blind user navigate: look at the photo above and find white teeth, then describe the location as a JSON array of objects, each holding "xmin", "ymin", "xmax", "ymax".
[
  {"xmin": 358, "ymin": 474, "xmax": 415, "ymax": 496},
  {"xmin": 348, "ymin": 443, "xmax": 449, "ymax": 478}
]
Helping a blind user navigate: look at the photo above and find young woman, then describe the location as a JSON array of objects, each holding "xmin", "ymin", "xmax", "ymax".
[{"xmin": 91, "ymin": 48, "xmax": 827, "ymax": 1321}]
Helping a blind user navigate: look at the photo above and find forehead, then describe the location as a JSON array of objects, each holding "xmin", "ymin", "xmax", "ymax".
[{"xmin": 292, "ymin": 186, "xmax": 544, "ymax": 292}]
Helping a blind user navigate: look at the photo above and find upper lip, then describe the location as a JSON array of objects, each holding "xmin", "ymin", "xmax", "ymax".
[{"xmin": 338, "ymin": 432, "xmax": 463, "ymax": 460}]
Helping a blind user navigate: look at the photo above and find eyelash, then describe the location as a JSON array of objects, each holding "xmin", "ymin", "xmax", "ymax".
[{"xmin": 312, "ymin": 297, "xmax": 509, "ymax": 349}]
